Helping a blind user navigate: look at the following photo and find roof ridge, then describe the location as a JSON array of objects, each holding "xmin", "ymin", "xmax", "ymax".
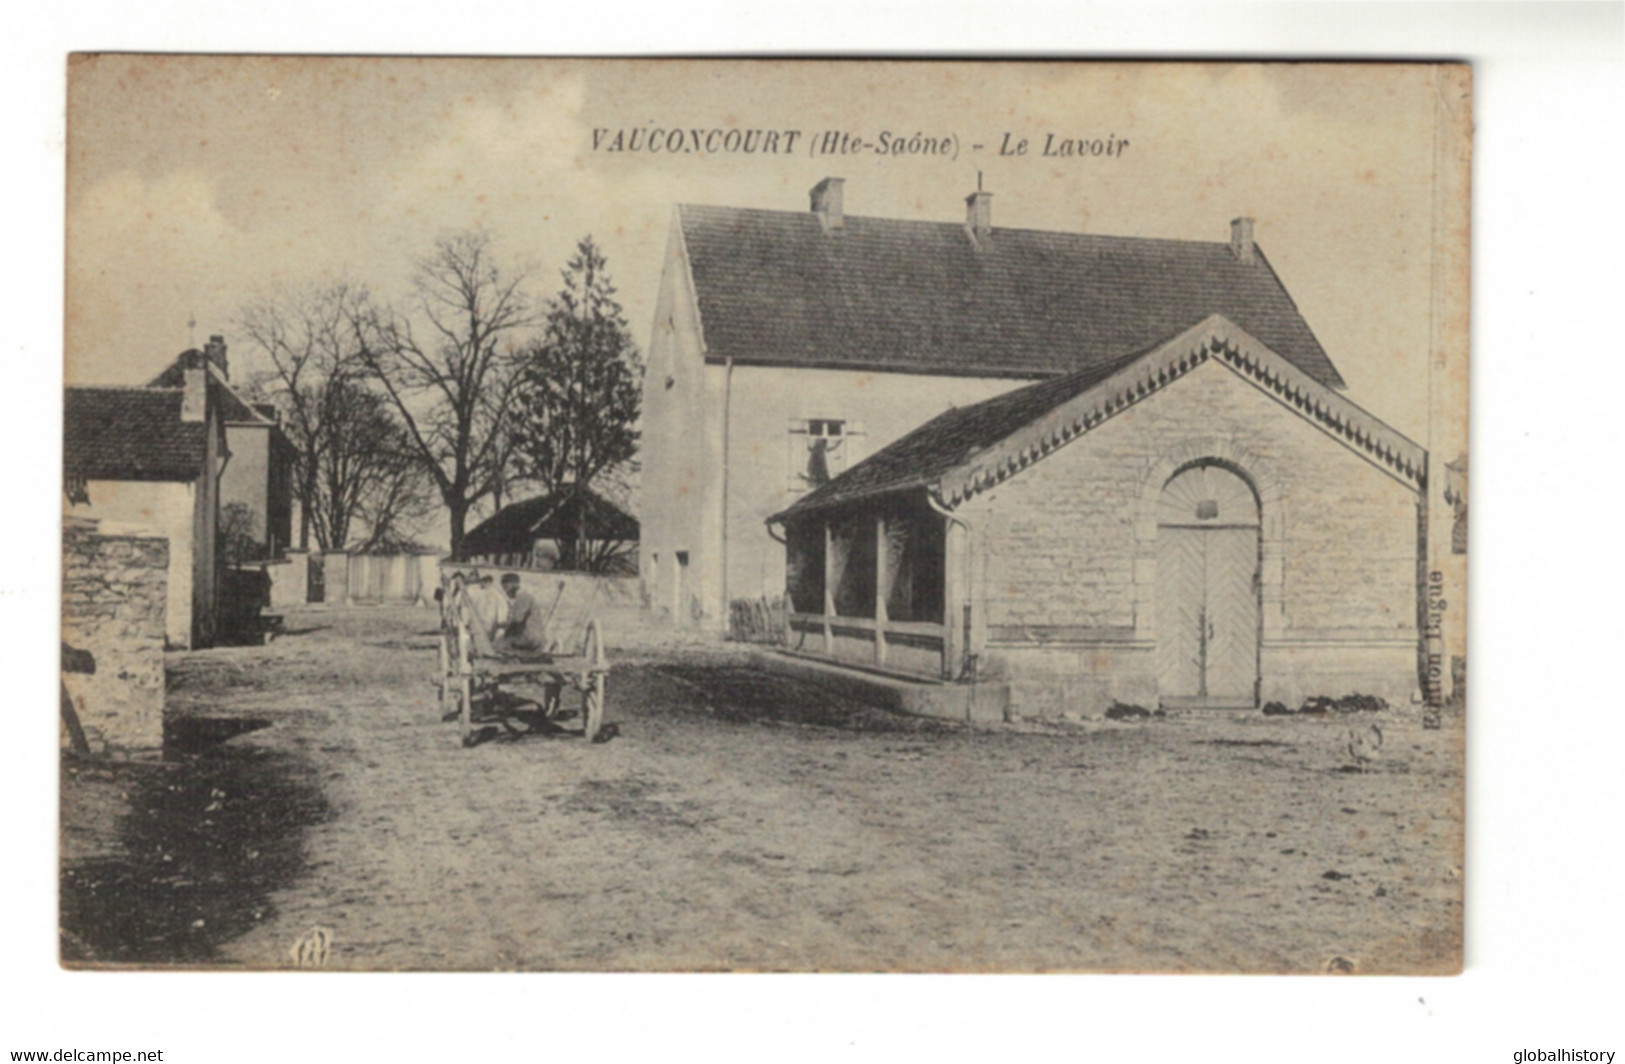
[
  {"xmin": 67, "ymin": 384, "xmax": 184, "ymax": 393},
  {"xmin": 676, "ymin": 198, "xmax": 1342, "ymax": 388},
  {"xmin": 680, "ymin": 201, "xmax": 1233, "ymax": 248}
]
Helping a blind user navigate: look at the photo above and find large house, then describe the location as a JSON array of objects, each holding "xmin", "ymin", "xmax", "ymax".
[
  {"xmin": 64, "ymin": 351, "xmax": 231, "ymax": 648},
  {"xmin": 641, "ymin": 178, "xmax": 1428, "ymax": 713},
  {"xmin": 641, "ymin": 178, "xmax": 1353, "ymax": 630}
]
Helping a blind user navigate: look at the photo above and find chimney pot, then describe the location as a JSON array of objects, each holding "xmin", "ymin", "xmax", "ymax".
[
  {"xmin": 810, "ymin": 177, "xmax": 845, "ymax": 231},
  {"xmin": 1230, "ymin": 217, "xmax": 1256, "ymax": 265},
  {"xmin": 966, "ymin": 189, "xmax": 993, "ymax": 245}
]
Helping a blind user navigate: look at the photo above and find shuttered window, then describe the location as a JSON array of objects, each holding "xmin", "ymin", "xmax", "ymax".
[{"xmin": 787, "ymin": 418, "xmax": 863, "ymax": 491}]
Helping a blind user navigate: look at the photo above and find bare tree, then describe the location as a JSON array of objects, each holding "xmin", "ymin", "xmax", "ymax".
[
  {"xmin": 306, "ymin": 380, "xmax": 436, "ymax": 552},
  {"xmin": 238, "ymin": 282, "xmax": 433, "ymax": 552},
  {"xmin": 510, "ymin": 236, "xmax": 642, "ymax": 570},
  {"xmin": 354, "ymin": 232, "xmax": 537, "ymax": 554}
]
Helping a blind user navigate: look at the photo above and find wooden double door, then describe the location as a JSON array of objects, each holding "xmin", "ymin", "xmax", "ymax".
[{"xmin": 1155, "ymin": 464, "xmax": 1261, "ymax": 709}]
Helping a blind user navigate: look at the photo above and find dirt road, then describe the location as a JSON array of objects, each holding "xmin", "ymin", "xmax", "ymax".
[{"xmin": 60, "ymin": 605, "xmax": 1462, "ymax": 972}]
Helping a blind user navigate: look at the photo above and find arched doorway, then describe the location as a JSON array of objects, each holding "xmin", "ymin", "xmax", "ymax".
[{"xmin": 1155, "ymin": 462, "xmax": 1261, "ymax": 708}]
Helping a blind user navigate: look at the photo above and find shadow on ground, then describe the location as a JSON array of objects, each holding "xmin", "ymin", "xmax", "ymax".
[
  {"xmin": 60, "ymin": 727, "xmax": 329, "ymax": 966},
  {"xmin": 647, "ymin": 662, "xmax": 961, "ymax": 733}
]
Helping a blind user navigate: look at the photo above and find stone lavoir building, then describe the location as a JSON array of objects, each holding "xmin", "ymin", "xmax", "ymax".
[{"xmin": 770, "ymin": 315, "xmax": 1426, "ymax": 716}]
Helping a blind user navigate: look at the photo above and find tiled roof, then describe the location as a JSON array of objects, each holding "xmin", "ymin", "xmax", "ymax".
[
  {"xmin": 774, "ymin": 315, "xmax": 1425, "ymax": 522},
  {"xmin": 776, "ymin": 345, "xmax": 1152, "ymax": 517},
  {"xmin": 63, "ymin": 387, "xmax": 208, "ymax": 482},
  {"xmin": 679, "ymin": 204, "xmax": 1343, "ymax": 387}
]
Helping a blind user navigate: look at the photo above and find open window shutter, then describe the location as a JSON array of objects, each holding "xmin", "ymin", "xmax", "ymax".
[{"xmin": 842, "ymin": 420, "xmax": 864, "ymax": 473}]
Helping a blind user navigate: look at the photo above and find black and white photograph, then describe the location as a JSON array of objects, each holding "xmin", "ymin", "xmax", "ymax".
[
  {"xmin": 10, "ymin": 2, "xmax": 1625, "ymax": 1059},
  {"xmin": 55, "ymin": 56, "xmax": 1470, "ymax": 975}
]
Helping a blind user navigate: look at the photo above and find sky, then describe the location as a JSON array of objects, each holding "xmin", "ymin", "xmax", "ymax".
[{"xmin": 66, "ymin": 58, "xmax": 1447, "ymax": 446}]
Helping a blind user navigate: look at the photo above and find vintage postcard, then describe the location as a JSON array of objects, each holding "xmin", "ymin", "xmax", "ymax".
[{"xmin": 61, "ymin": 57, "xmax": 1469, "ymax": 972}]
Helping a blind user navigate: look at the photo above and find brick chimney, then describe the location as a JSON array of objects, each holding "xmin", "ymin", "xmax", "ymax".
[
  {"xmin": 810, "ymin": 177, "xmax": 845, "ymax": 231},
  {"xmin": 203, "ymin": 334, "xmax": 229, "ymax": 379},
  {"xmin": 1230, "ymin": 217, "xmax": 1256, "ymax": 265},
  {"xmin": 966, "ymin": 188, "xmax": 993, "ymax": 246},
  {"xmin": 180, "ymin": 350, "xmax": 207, "ymax": 423}
]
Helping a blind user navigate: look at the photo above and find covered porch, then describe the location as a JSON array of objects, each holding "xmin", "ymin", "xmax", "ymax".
[{"xmin": 778, "ymin": 492, "xmax": 961, "ymax": 680}]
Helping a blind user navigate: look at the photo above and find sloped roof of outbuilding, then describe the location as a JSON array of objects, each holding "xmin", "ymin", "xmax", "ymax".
[
  {"xmin": 678, "ymin": 204, "xmax": 1343, "ymax": 388},
  {"xmin": 458, "ymin": 488, "xmax": 640, "ymax": 559},
  {"xmin": 772, "ymin": 316, "xmax": 1425, "ymax": 522}
]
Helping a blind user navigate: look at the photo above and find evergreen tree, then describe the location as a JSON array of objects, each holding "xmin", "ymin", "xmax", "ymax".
[{"xmin": 511, "ymin": 237, "xmax": 642, "ymax": 570}]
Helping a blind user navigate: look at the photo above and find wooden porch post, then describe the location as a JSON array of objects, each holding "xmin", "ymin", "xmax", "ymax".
[
  {"xmin": 823, "ymin": 519, "xmax": 835, "ymax": 654},
  {"xmin": 874, "ymin": 513, "xmax": 888, "ymax": 666},
  {"xmin": 940, "ymin": 518, "xmax": 960, "ymax": 681}
]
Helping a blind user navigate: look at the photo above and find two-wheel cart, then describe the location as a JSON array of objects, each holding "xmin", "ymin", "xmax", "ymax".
[{"xmin": 436, "ymin": 575, "xmax": 609, "ymax": 747}]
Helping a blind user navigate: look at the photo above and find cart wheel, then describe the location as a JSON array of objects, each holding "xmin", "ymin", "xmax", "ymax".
[
  {"xmin": 583, "ymin": 673, "xmax": 605, "ymax": 742},
  {"xmin": 581, "ymin": 619, "xmax": 606, "ymax": 741},
  {"xmin": 459, "ymin": 674, "xmax": 475, "ymax": 748},
  {"xmin": 580, "ymin": 618, "xmax": 605, "ymax": 670},
  {"xmin": 437, "ymin": 632, "xmax": 451, "ymax": 718}
]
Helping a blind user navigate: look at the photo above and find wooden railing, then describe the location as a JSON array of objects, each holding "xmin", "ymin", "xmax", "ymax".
[{"xmin": 787, "ymin": 611, "xmax": 949, "ymax": 678}]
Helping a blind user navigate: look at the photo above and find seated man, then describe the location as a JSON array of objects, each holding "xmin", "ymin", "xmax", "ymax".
[
  {"xmin": 490, "ymin": 572, "xmax": 555, "ymax": 658},
  {"xmin": 459, "ymin": 570, "xmax": 509, "ymax": 646}
]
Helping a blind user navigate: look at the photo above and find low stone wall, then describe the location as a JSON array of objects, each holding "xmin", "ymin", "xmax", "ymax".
[
  {"xmin": 438, "ymin": 565, "xmax": 645, "ymax": 646},
  {"xmin": 1260, "ymin": 640, "xmax": 1420, "ymax": 708},
  {"xmin": 986, "ymin": 643, "xmax": 1157, "ymax": 719},
  {"xmin": 982, "ymin": 638, "xmax": 1418, "ymax": 719},
  {"xmin": 61, "ymin": 519, "xmax": 169, "ymax": 755}
]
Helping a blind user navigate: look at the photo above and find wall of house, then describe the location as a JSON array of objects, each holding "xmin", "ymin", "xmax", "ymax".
[
  {"xmin": 639, "ymin": 211, "xmax": 1039, "ymax": 631},
  {"xmin": 61, "ymin": 518, "xmax": 169, "ymax": 753},
  {"xmin": 723, "ymin": 365, "xmax": 1027, "ymax": 621},
  {"xmin": 638, "ymin": 215, "xmax": 726, "ymax": 628},
  {"xmin": 956, "ymin": 358, "xmax": 1420, "ymax": 716},
  {"xmin": 78, "ymin": 479, "xmax": 198, "ymax": 648},
  {"xmin": 194, "ymin": 411, "xmax": 222, "ymax": 645},
  {"xmin": 221, "ymin": 423, "xmax": 270, "ymax": 550},
  {"xmin": 267, "ymin": 436, "xmax": 294, "ymax": 555}
]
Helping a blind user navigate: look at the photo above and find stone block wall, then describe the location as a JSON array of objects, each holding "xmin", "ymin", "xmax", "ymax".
[
  {"xmin": 61, "ymin": 519, "xmax": 169, "ymax": 754},
  {"xmin": 79, "ymin": 478, "xmax": 198, "ymax": 648},
  {"xmin": 957, "ymin": 359, "xmax": 1421, "ymax": 716}
]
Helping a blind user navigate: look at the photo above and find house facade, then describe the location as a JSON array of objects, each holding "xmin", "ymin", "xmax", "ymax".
[
  {"xmin": 64, "ymin": 353, "xmax": 230, "ymax": 649},
  {"xmin": 641, "ymin": 178, "xmax": 1348, "ymax": 631},
  {"xmin": 151, "ymin": 336, "xmax": 295, "ymax": 560},
  {"xmin": 770, "ymin": 317, "xmax": 1426, "ymax": 715}
]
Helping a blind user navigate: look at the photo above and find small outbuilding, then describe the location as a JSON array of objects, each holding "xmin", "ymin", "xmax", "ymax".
[
  {"xmin": 769, "ymin": 316, "xmax": 1427, "ymax": 716},
  {"xmin": 457, "ymin": 488, "xmax": 639, "ymax": 573}
]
